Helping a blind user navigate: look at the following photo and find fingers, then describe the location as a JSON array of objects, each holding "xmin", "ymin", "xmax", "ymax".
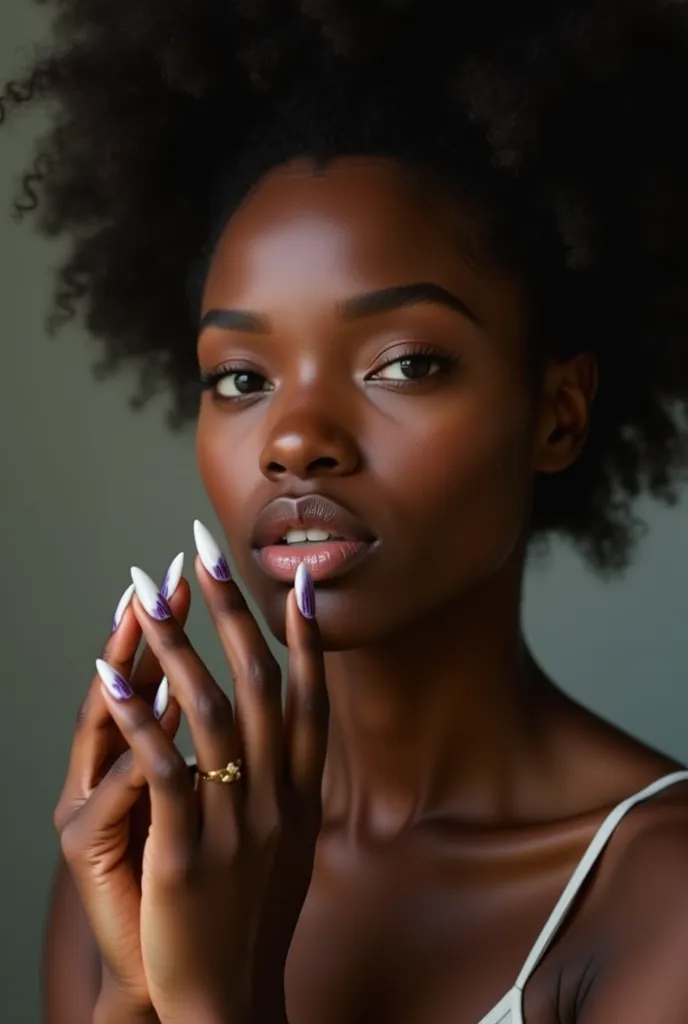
[
  {"xmin": 56, "ymin": 556, "xmax": 188, "ymax": 832},
  {"xmin": 126, "ymin": 526, "xmax": 327, "ymax": 862},
  {"xmin": 58, "ymin": 603, "xmax": 144, "ymax": 824},
  {"xmin": 194, "ymin": 532, "xmax": 327, "ymax": 819},
  {"xmin": 284, "ymin": 567, "xmax": 329, "ymax": 811},
  {"xmin": 193, "ymin": 541, "xmax": 284, "ymax": 819},
  {"xmin": 128, "ymin": 565, "xmax": 240, "ymax": 851},
  {"xmin": 95, "ymin": 661, "xmax": 197, "ymax": 874},
  {"xmin": 131, "ymin": 555, "xmax": 191, "ymax": 690}
]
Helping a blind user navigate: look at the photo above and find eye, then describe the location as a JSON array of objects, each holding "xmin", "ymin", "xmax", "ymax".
[
  {"xmin": 372, "ymin": 353, "xmax": 447, "ymax": 382},
  {"xmin": 199, "ymin": 365, "xmax": 271, "ymax": 399},
  {"xmin": 216, "ymin": 370, "xmax": 268, "ymax": 398}
]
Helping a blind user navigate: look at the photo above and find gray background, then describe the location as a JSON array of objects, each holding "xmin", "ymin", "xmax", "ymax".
[{"xmin": 2, "ymin": 4, "xmax": 687, "ymax": 1023}]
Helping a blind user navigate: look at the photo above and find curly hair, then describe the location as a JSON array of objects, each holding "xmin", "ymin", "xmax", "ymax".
[{"xmin": 3, "ymin": 0, "xmax": 688, "ymax": 573}]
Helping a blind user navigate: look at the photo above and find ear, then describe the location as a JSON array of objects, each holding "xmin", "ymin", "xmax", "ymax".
[{"xmin": 533, "ymin": 351, "xmax": 598, "ymax": 475}]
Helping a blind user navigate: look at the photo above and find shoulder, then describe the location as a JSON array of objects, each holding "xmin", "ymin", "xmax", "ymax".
[{"xmin": 574, "ymin": 776, "xmax": 688, "ymax": 1021}]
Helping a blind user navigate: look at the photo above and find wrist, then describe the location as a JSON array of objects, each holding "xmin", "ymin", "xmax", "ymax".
[{"xmin": 93, "ymin": 993, "xmax": 159, "ymax": 1024}]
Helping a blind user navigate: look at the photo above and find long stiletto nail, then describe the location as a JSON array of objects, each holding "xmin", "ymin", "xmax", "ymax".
[
  {"xmin": 95, "ymin": 659, "xmax": 134, "ymax": 700},
  {"xmin": 295, "ymin": 563, "xmax": 316, "ymax": 620},
  {"xmin": 160, "ymin": 552, "xmax": 184, "ymax": 601},
  {"xmin": 112, "ymin": 583, "xmax": 135, "ymax": 632},
  {"xmin": 153, "ymin": 677, "xmax": 169, "ymax": 720},
  {"xmin": 193, "ymin": 520, "xmax": 232, "ymax": 582},
  {"xmin": 130, "ymin": 566, "xmax": 172, "ymax": 620}
]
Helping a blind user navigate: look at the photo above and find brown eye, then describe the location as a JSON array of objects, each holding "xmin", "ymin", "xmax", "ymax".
[
  {"xmin": 216, "ymin": 369, "xmax": 268, "ymax": 397},
  {"xmin": 375, "ymin": 355, "xmax": 441, "ymax": 381}
]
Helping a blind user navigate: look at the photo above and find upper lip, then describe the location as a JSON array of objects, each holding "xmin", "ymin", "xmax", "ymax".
[{"xmin": 252, "ymin": 494, "xmax": 376, "ymax": 548}]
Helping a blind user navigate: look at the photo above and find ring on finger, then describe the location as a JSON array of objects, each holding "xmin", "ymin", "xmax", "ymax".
[{"xmin": 197, "ymin": 758, "xmax": 243, "ymax": 784}]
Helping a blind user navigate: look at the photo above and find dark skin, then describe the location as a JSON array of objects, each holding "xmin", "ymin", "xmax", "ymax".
[{"xmin": 44, "ymin": 156, "xmax": 688, "ymax": 1024}]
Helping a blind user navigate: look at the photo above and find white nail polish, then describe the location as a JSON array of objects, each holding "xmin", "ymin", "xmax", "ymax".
[
  {"xmin": 130, "ymin": 566, "xmax": 172, "ymax": 620},
  {"xmin": 193, "ymin": 520, "xmax": 232, "ymax": 582},
  {"xmin": 153, "ymin": 676, "xmax": 169, "ymax": 720},
  {"xmin": 160, "ymin": 552, "xmax": 184, "ymax": 601},
  {"xmin": 112, "ymin": 583, "xmax": 135, "ymax": 632},
  {"xmin": 95, "ymin": 658, "xmax": 133, "ymax": 700}
]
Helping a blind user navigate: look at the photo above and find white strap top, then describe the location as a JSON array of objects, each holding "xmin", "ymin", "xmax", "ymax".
[{"xmin": 476, "ymin": 770, "xmax": 688, "ymax": 1024}]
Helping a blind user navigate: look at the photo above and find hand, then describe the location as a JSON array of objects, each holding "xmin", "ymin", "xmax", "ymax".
[
  {"xmin": 91, "ymin": 524, "xmax": 328, "ymax": 1024},
  {"xmin": 54, "ymin": 555, "xmax": 189, "ymax": 1018}
]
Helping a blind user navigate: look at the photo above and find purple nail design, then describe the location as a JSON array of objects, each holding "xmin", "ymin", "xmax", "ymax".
[
  {"xmin": 213, "ymin": 555, "xmax": 232, "ymax": 582},
  {"xmin": 193, "ymin": 520, "xmax": 233, "ymax": 582},
  {"xmin": 155, "ymin": 596, "xmax": 171, "ymax": 619},
  {"xmin": 95, "ymin": 659, "xmax": 134, "ymax": 700},
  {"xmin": 295, "ymin": 563, "xmax": 316, "ymax": 620},
  {"xmin": 130, "ymin": 567, "xmax": 172, "ymax": 621}
]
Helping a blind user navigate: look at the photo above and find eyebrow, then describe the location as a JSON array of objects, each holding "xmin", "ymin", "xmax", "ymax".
[{"xmin": 199, "ymin": 282, "xmax": 480, "ymax": 334}]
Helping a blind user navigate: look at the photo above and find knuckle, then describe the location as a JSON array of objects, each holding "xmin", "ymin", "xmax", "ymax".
[
  {"xmin": 110, "ymin": 749, "xmax": 135, "ymax": 780},
  {"xmin": 155, "ymin": 846, "xmax": 196, "ymax": 888},
  {"xmin": 157, "ymin": 627, "xmax": 185, "ymax": 653},
  {"xmin": 53, "ymin": 800, "xmax": 69, "ymax": 836},
  {"xmin": 245, "ymin": 655, "xmax": 280, "ymax": 699},
  {"xmin": 191, "ymin": 686, "xmax": 233, "ymax": 731},
  {"xmin": 150, "ymin": 752, "xmax": 189, "ymax": 792},
  {"xmin": 59, "ymin": 816, "xmax": 86, "ymax": 863}
]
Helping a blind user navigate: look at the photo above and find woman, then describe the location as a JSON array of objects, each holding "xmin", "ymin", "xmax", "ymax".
[{"xmin": 5, "ymin": 0, "xmax": 688, "ymax": 1021}]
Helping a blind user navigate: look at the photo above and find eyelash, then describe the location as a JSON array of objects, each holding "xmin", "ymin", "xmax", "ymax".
[{"xmin": 199, "ymin": 343, "xmax": 461, "ymax": 400}]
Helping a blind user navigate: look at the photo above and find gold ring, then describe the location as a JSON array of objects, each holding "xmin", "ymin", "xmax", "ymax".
[{"xmin": 197, "ymin": 759, "xmax": 242, "ymax": 784}]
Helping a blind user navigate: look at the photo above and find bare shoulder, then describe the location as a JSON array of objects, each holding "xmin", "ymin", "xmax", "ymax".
[
  {"xmin": 556, "ymin": 769, "xmax": 688, "ymax": 1021},
  {"xmin": 609, "ymin": 774, "xmax": 688, "ymax": 919},
  {"xmin": 572, "ymin": 776, "xmax": 688, "ymax": 1021}
]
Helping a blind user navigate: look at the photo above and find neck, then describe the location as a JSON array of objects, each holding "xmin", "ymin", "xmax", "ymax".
[{"xmin": 321, "ymin": 555, "xmax": 558, "ymax": 837}]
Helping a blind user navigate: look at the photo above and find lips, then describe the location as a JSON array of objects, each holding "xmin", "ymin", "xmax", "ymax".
[
  {"xmin": 252, "ymin": 494, "xmax": 376, "ymax": 549},
  {"xmin": 251, "ymin": 494, "xmax": 377, "ymax": 584}
]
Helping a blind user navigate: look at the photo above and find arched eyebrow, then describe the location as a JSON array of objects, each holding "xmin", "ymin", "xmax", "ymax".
[{"xmin": 199, "ymin": 281, "xmax": 480, "ymax": 334}]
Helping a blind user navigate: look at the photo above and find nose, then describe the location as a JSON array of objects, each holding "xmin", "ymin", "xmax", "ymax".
[{"xmin": 259, "ymin": 409, "xmax": 361, "ymax": 483}]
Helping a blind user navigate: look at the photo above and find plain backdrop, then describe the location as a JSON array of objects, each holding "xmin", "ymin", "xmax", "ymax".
[{"xmin": 2, "ymin": 4, "xmax": 687, "ymax": 1023}]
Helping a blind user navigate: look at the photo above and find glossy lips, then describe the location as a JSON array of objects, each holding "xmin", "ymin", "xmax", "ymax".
[{"xmin": 252, "ymin": 494, "xmax": 376, "ymax": 583}]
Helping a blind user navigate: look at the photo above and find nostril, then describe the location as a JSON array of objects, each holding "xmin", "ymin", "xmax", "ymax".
[
  {"xmin": 307, "ymin": 456, "xmax": 339, "ymax": 473},
  {"xmin": 266, "ymin": 461, "xmax": 287, "ymax": 475}
]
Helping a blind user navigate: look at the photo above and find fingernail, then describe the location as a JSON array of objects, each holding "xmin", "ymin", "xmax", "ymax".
[
  {"xmin": 130, "ymin": 566, "xmax": 172, "ymax": 620},
  {"xmin": 160, "ymin": 552, "xmax": 184, "ymax": 601},
  {"xmin": 112, "ymin": 583, "xmax": 135, "ymax": 632},
  {"xmin": 95, "ymin": 658, "xmax": 134, "ymax": 700},
  {"xmin": 153, "ymin": 676, "xmax": 169, "ymax": 720},
  {"xmin": 295, "ymin": 563, "xmax": 316, "ymax": 620},
  {"xmin": 193, "ymin": 520, "xmax": 232, "ymax": 582}
]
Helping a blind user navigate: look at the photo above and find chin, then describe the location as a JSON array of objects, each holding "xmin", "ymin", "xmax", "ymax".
[{"xmin": 258, "ymin": 585, "xmax": 422, "ymax": 652}]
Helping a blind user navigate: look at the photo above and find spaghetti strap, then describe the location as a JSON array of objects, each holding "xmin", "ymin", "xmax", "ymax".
[{"xmin": 514, "ymin": 769, "xmax": 688, "ymax": 992}]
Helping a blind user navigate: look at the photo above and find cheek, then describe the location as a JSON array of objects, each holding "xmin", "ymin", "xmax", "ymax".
[
  {"xmin": 378, "ymin": 387, "xmax": 536, "ymax": 575},
  {"xmin": 195, "ymin": 408, "xmax": 256, "ymax": 541}
]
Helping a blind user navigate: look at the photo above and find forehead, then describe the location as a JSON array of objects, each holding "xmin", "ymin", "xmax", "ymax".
[{"xmin": 201, "ymin": 156, "xmax": 527, "ymax": 338}]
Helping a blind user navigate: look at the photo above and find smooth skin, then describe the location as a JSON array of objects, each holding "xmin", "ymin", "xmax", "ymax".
[{"xmin": 45, "ymin": 157, "xmax": 688, "ymax": 1024}]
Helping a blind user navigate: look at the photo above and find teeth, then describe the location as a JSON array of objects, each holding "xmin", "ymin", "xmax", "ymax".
[
  {"xmin": 283, "ymin": 528, "xmax": 340, "ymax": 544},
  {"xmin": 285, "ymin": 529, "xmax": 308, "ymax": 544},
  {"xmin": 305, "ymin": 529, "xmax": 332, "ymax": 542}
]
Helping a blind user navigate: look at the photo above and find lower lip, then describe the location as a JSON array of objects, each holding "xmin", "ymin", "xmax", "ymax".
[{"xmin": 256, "ymin": 541, "xmax": 373, "ymax": 582}]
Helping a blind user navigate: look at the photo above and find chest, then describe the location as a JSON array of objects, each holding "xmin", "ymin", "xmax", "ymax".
[{"xmin": 284, "ymin": 838, "xmax": 586, "ymax": 1024}]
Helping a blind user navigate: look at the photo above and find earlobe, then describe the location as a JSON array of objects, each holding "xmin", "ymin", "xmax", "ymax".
[{"xmin": 534, "ymin": 352, "xmax": 598, "ymax": 475}]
